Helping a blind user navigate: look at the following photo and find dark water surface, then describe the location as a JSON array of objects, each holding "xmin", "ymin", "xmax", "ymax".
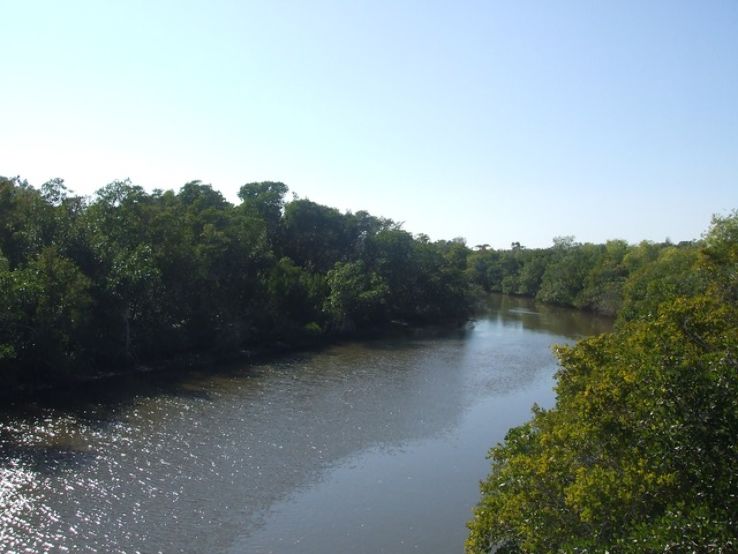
[{"xmin": 0, "ymin": 296, "xmax": 611, "ymax": 553}]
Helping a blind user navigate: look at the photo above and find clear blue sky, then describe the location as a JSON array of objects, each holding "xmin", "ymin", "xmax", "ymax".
[{"xmin": 2, "ymin": 0, "xmax": 737, "ymax": 248}]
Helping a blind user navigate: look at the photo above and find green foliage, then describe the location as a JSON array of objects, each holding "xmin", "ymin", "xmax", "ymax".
[
  {"xmin": 537, "ymin": 241, "xmax": 602, "ymax": 306},
  {"xmin": 238, "ymin": 181, "xmax": 288, "ymax": 245},
  {"xmin": 617, "ymin": 244, "xmax": 701, "ymax": 323},
  {"xmin": 702, "ymin": 211, "xmax": 738, "ymax": 302},
  {"xmin": 465, "ymin": 236, "xmax": 708, "ymax": 321},
  {"xmin": 0, "ymin": 176, "xmax": 57, "ymax": 267},
  {"xmin": 467, "ymin": 213, "xmax": 738, "ymax": 553},
  {"xmin": 0, "ymin": 253, "xmax": 17, "ymax": 363},
  {"xmin": 573, "ymin": 240, "xmax": 628, "ymax": 315},
  {"xmin": 261, "ymin": 257, "xmax": 326, "ymax": 339},
  {"xmin": 1, "ymin": 247, "xmax": 92, "ymax": 383},
  {"xmin": 325, "ymin": 260, "xmax": 389, "ymax": 331},
  {"xmin": 364, "ymin": 230, "xmax": 470, "ymax": 323},
  {"xmin": 0, "ymin": 176, "xmax": 474, "ymax": 389}
]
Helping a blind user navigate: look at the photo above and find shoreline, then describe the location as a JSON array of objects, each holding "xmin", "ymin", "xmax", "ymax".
[{"xmin": 1, "ymin": 317, "xmax": 471, "ymax": 403}]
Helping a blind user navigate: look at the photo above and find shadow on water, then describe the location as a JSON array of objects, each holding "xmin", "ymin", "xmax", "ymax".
[
  {"xmin": 3, "ymin": 321, "xmax": 472, "ymax": 417},
  {"xmin": 0, "ymin": 442, "xmax": 96, "ymax": 475}
]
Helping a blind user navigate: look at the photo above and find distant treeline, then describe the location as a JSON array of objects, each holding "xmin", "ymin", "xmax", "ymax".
[
  {"xmin": 466, "ymin": 235, "xmax": 701, "ymax": 321},
  {"xmin": 0, "ymin": 177, "xmax": 473, "ymax": 389},
  {"xmin": 466, "ymin": 212, "xmax": 738, "ymax": 553}
]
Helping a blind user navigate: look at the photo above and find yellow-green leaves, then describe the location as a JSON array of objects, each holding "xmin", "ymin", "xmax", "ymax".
[{"xmin": 467, "ymin": 213, "xmax": 738, "ymax": 553}]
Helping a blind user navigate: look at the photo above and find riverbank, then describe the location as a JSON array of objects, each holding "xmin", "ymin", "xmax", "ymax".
[
  {"xmin": 1, "ymin": 290, "xmax": 615, "ymax": 402},
  {"xmin": 2, "ymin": 316, "xmax": 472, "ymax": 402}
]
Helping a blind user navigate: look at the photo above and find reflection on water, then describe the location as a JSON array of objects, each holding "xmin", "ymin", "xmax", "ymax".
[
  {"xmin": 0, "ymin": 296, "xmax": 610, "ymax": 553},
  {"xmin": 484, "ymin": 293, "xmax": 613, "ymax": 339}
]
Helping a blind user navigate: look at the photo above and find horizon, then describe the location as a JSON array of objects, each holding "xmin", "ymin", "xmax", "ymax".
[{"xmin": 2, "ymin": 1, "xmax": 737, "ymax": 248}]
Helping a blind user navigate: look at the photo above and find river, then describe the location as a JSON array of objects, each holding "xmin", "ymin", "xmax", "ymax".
[{"xmin": 0, "ymin": 295, "xmax": 611, "ymax": 553}]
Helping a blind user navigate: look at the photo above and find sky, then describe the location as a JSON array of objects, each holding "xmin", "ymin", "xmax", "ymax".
[{"xmin": 2, "ymin": 0, "xmax": 737, "ymax": 248}]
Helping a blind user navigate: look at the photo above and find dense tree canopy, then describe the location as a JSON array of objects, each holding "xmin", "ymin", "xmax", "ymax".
[
  {"xmin": 466, "ymin": 212, "xmax": 738, "ymax": 553},
  {"xmin": 0, "ymin": 176, "xmax": 473, "ymax": 389},
  {"xmin": 465, "ymin": 234, "xmax": 700, "ymax": 320}
]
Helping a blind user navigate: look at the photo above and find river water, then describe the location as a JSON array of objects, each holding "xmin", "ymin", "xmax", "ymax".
[{"xmin": 0, "ymin": 295, "xmax": 611, "ymax": 553}]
